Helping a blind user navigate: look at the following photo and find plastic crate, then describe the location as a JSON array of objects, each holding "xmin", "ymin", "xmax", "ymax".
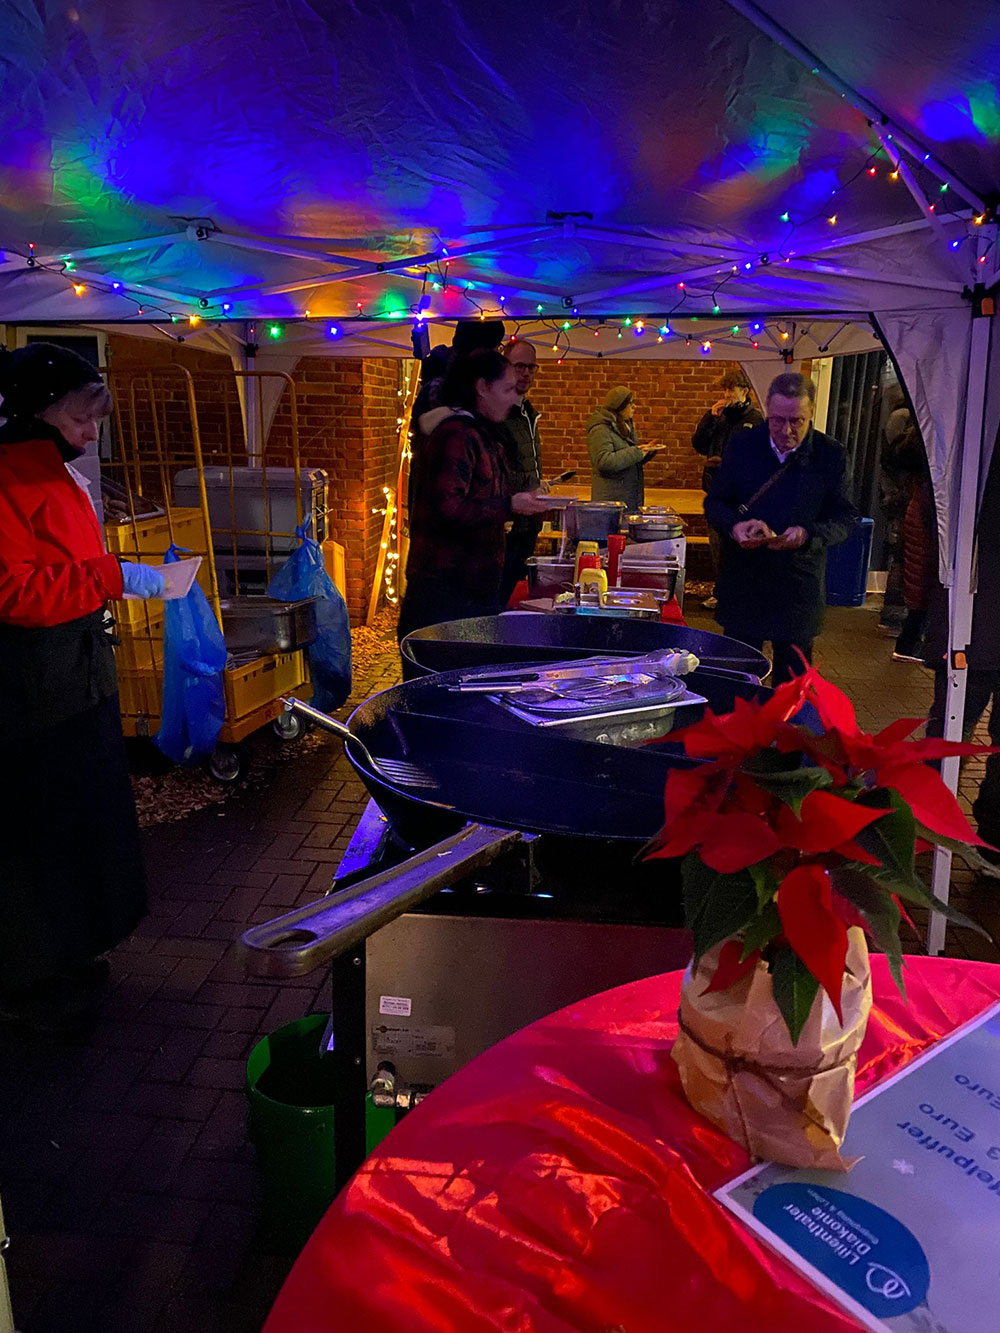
[
  {"xmin": 224, "ymin": 651, "xmax": 307, "ymax": 721},
  {"xmin": 113, "ymin": 612, "xmax": 165, "ymax": 671},
  {"xmin": 116, "ymin": 666, "xmax": 162, "ymax": 730},
  {"xmin": 104, "ymin": 506, "xmax": 209, "ymax": 557}
]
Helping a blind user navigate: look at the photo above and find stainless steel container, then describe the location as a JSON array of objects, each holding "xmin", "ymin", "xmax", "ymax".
[
  {"xmin": 625, "ymin": 510, "xmax": 685, "ymax": 542},
  {"xmin": 563, "ymin": 501, "xmax": 626, "ymax": 544},
  {"xmin": 220, "ymin": 597, "xmax": 318, "ymax": 654}
]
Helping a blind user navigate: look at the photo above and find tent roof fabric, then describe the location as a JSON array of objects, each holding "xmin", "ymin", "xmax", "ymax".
[{"xmin": 1, "ymin": 0, "xmax": 997, "ymax": 329}]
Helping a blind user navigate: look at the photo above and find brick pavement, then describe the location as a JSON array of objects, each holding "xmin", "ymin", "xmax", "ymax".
[{"xmin": 1, "ymin": 600, "xmax": 997, "ymax": 1331}]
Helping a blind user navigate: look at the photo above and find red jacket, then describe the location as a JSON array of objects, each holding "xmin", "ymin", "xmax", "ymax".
[{"xmin": 0, "ymin": 436, "xmax": 123, "ymax": 627}]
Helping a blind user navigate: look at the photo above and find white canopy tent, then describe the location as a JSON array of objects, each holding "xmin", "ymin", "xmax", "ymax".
[{"xmin": 2, "ymin": 0, "xmax": 999, "ymax": 945}]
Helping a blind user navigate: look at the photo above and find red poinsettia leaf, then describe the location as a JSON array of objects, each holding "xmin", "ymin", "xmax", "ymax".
[
  {"xmin": 759, "ymin": 669, "xmax": 815, "ymax": 726},
  {"xmin": 892, "ymin": 737, "xmax": 998, "ymax": 762},
  {"xmin": 700, "ymin": 939, "xmax": 761, "ymax": 995},
  {"xmin": 831, "ymin": 890, "xmax": 869, "ymax": 930},
  {"xmin": 662, "ymin": 766, "xmax": 729, "ymax": 824},
  {"xmin": 914, "ymin": 837, "xmax": 933, "ymax": 854},
  {"xmin": 835, "ymin": 838, "xmax": 883, "ymax": 867},
  {"xmin": 877, "ymin": 761, "xmax": 987, "ymax": 845},
  {"xmin": 728, "ymin": 772, "xmax": 777, "ymax": 817},
  {"xmin": 807, "ymin": 675, "xmax": 859, "ymax": 736},
  {"xmin": 875, "ymin": 718, "xmax": 924, "ymax": 746},
  {"xmin": 775, "ymin": 790, "xmax": 886, "ymax": 854},
  {"xmin": 892, "ymin": 894, "xmax": 919, "ymax": 936},
  {"xmin": 699, "ymin": 812, "xmax": 784, "ymax": 873},
  {"xmin": 776, "ymin": 864, "xmax": 849, "ymax": 1022}
]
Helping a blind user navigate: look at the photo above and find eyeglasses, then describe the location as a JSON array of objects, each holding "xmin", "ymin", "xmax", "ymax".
[
  {"xmin": 510, "ymin": 362, "xmax": 537, "ymax": 373},
  {"xmin": 767, "ymin": 416, "xmax": 809, "ymax": 431}
]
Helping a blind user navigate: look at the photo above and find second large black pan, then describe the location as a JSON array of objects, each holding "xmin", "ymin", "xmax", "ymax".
[{"xmin": 400, "ymin": 613, "xmax": 770, "ymax": 681}]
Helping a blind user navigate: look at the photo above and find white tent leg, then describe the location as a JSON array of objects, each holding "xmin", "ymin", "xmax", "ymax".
[
  {"xmin": 233, "ymin": 328, "xmax": 263, "ymax": 464},
  {"xmin": 927, "ymin": 310, "xmax": 992, "ymax": 953}
]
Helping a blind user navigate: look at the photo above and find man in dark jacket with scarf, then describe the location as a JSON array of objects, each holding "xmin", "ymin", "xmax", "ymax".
[
  {"xmin": 705, "ymin": 372, "xmax": 856, "ymax": 683},
  {"xmin": 499, "ymin": 339, "xmax": 544, "ymax": 604}
]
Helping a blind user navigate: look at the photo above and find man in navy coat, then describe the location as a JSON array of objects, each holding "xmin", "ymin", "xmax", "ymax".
[{"xmin": 705, "ymin": 372, "xmax": 856, "ymax": 683}]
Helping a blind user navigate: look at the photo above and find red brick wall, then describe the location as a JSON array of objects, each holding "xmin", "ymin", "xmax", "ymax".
[
  {"xmin": 267, "ymin": 358, "xmax": 405, "ymax": 620},
  {"xmin": 102, "ymin": 338, "xmax": 749, "ymax": 617},
  {"xmin": 527, "ymin": 358, "xmax": 756, "ymax": 491}
]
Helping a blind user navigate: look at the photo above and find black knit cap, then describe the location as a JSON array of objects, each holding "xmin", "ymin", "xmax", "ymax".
[
  {"xmin": 452, "ymin": 318, "xmax": 506, "ymax": 355},
  {"xmin": 0, "ymin": 342, "xmax": 102, "ymax": 420}
]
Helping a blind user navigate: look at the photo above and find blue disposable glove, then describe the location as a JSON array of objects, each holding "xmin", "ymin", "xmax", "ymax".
[{"xmin": 120, "ymin": 561, "xmax": 166, "ymax": 599}]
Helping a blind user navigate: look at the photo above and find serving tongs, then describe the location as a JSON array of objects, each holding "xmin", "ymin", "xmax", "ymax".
[{"xmin": 446, "ymin": 648, "xmax": 700, "ymax": 694}]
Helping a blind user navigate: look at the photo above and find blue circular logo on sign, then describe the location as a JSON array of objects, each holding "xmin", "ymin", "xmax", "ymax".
[{"xmin": 753, "ymin": 1182, "xmax": 930, "ymax": 1318}]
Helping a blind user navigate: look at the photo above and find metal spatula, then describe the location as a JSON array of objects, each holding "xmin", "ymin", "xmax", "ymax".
[{"xmin": 281, "ymin": 699, "xmax": 438, "ymax": 789}]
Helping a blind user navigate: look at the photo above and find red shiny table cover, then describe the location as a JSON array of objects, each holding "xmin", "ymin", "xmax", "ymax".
[{"xmin": 265, "ymin": 957, "xmax": 1000, "ymax": 1333}]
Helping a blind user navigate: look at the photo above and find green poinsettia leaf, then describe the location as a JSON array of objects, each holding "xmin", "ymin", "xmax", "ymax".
[
  {"xmin": 915, "ymin": 825, "xmax": 1000, "ymax": 881},
  {"xmin": 681, "ymin": 852, "xmax": 716, "ymax": 930},
  {"xmin": 748, "ymin": 859, "xmax": 780, "ymax": 910},
  {"xmin": 747, "ymin": 765, "xmax": 834, "ymax": 815},
  {"xmin": 854, "ymin": 789, "xmax": 919, "ymax": 886},
  {"xmin": 771, "ymin": 945, "xmax": 820, "ymax": 1045},
  {"xmin": 863, "ymin": 867, "xmax": 993, "ymax": 940},
  {"xmin": 834, "ymin": 869, "xmax": 905, "ymax": 996},
  {"xmin": 740, "ymin": 902, "xmax": 782, "ymax": 960},
  {"xmin": 688, "ymin": 868, "xmax": 759, "ymax": 966}
]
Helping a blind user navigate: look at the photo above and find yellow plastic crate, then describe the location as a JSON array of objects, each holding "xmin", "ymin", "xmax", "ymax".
[
  {"xmin": 113, "ymin": 620, "xmax": 164, "ymax": 671},
  {"xmin": 116, "ymin": 666, "xmax": 162, "ymax": 731},
  {"xmin": 104, "ymin": 506, "xmax": 209, "ymax": 557},
  {"xmin": 224, "ymin": 651, "xmax": 306, "ymax": 721}
]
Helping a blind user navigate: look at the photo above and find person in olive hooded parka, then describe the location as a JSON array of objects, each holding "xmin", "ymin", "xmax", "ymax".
[{"xmin": 0, "ymin": 343, "xmax": 164, "ymax": 1033}]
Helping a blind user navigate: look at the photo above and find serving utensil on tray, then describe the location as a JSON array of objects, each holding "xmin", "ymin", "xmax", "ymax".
[{"xmin": 447, "ymin": 648, "xmax": 700, "ymax": 693}]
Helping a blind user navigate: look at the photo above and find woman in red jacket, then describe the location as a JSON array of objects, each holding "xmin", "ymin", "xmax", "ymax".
[{"xmin": 0, "ymin": 343, "xmax": 164, "ymax": 1033}]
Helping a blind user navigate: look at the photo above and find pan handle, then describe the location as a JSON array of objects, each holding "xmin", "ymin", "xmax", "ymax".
[
  {"xmin": 282, "ymin": 696, "xmax": 353, "ymax": 743},
  {"xmin": 239, "ymin": 823, "xmax": 523, "ymax": 978}
]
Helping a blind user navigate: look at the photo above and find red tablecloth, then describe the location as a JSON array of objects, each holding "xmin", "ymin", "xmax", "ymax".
[{"xmin": 265, "ymin": 957, "xmax": 1000, "ymax": 1333}]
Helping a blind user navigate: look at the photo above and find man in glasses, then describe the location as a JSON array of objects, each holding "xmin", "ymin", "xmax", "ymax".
[
  {"xmin": 499, "ymin": 339, "xmax": 545, "ymax": 603},
  {"xmin": 704, "ymin": 372, "xmax": 856, "ymax": 684}
]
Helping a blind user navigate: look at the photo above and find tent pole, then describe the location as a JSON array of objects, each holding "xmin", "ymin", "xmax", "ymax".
[
  {"xmin": 236, "ymin": 326, "xmax": 264, "ymax": 464},
  {"xmin": 928, "ymin": 308, "xmax": 992, "ymax": 953},
  {"xmin": 718, "ymin": 0, "xmax": 985, "ymax": 213}
]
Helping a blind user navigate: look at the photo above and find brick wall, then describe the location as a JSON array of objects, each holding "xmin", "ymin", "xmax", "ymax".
[
  {"xmin": 266, "ymin": 358, "xmax": 405, "ymax": 621},
  {"xmin": 526, "ymin": 358, "xmax": 756, "ymax": 491},
  {"xmin": 102, "ymin": 336, "xmax": 752, "ymax": 616}
]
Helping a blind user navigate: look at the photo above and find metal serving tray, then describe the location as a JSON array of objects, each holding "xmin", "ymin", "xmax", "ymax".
[{"xmin": 220, "ymin": 596, "xmax": 318, "ymax": 654}]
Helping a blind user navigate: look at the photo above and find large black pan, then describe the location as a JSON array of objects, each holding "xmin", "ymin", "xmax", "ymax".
[
  {"xmin": 400, "ymin": 613, "xmax": 770, "ymax": 680},
  {"xmin": 342, "ymin": 661, "xmax": 771, "ymax": 852}
]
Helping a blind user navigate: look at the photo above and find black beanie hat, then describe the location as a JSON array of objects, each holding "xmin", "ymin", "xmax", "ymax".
[
  {"xmin": 452, "ymin": 319, "xmax": 506, "ymax": 355},
  {"xmin": 0, "ymin": 342, "xmax": 103, "ymax": 420}
]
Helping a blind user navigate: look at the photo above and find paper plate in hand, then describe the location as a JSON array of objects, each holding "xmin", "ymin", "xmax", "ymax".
[{"xmin": 122, "ymin": 555, "xmax": 203, "ymax": 600}]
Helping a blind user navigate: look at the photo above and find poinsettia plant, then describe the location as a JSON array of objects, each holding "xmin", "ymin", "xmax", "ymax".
[{"xmin": 644, "ymin": 667, "xmax": 994, "ymax": 1043}]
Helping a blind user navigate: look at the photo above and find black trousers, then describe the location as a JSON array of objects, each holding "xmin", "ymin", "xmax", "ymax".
[
  {"xmin": 928, "ymin": 667, "xmax": 1000, "ymax": 843},
  {"xmin": 733, "ymin": 636, "xmax": 814, "ymax": 686},
  {"xmin": 499, "ymin": 524, "xmax": 542, "ymax": 607},
  {"xmin": 396, "ymin": 579, "xmax": 501, "ymax": 646}
]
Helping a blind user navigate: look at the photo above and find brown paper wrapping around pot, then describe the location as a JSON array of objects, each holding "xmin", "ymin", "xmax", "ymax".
[{"xmin": 671, "ymin": 928, "xmax": 872, "ymax": 1170}]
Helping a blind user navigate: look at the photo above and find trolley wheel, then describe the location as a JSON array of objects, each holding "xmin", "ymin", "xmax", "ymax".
[
  {"xmin": 272, "ymin": 709, "xmax": 307, "ymax": 741},
  {"xmin": 208, "ymin": 742, "xmax": 250, "ymax": 783}
]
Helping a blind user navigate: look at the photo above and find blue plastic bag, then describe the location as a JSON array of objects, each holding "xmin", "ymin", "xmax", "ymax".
[
  {"xmin": 267, "ymin": 522, "xmax": 352, "ymax": 712},
  {"xmin": 154, "ymin": 545, "xmax": 227, "ymax": 764}
]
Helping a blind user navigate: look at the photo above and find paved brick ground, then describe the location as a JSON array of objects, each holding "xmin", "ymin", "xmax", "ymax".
[{"xmin": 1, "ymin": 599, "xmax": 997, "ymax": 1331}]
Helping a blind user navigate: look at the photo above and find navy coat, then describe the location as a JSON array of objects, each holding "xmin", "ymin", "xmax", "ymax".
[{"xmin": 705, "ymin": 423, "xmax": 856, "ymax": 642}]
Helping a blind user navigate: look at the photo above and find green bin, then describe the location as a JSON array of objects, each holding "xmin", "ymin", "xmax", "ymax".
[{"xmin": 246, "ymin": 1013, "xmax": 397, "ymax": 1252}]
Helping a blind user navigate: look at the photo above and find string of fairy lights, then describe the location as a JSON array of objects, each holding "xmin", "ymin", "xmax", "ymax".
[
  {"xmin": 370, "ymin": 362, "xmax": 416, "ymax": 607},
  {"xmin": 10, "ymin": 124, "xmax": 995, "ymax": 337}
]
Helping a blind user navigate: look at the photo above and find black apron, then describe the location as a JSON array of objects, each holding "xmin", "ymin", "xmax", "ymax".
[{"xmin": 0, "ymin": 612, "xmax": 147, "ymax": 989}]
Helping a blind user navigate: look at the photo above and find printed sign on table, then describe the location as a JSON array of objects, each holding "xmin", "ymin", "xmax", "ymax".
[{"xmin": 717, "ymin": 1002, "xmax": 1000, "ymax": 1332}]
